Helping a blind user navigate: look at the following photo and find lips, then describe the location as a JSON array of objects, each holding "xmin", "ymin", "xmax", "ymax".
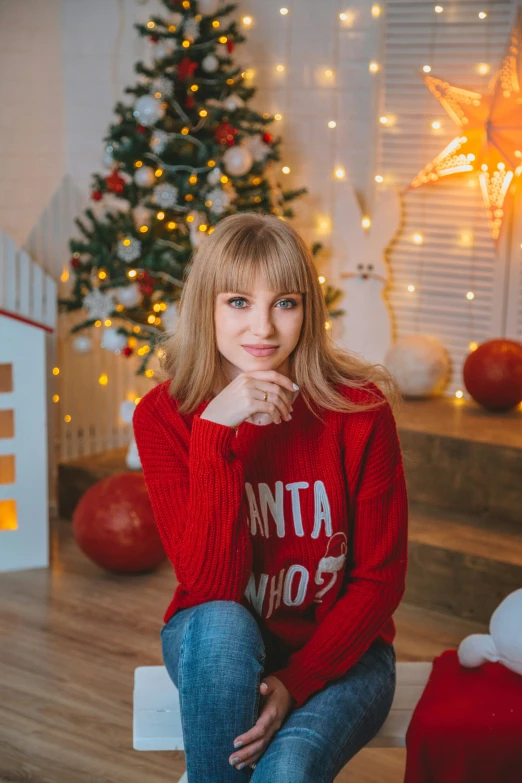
[{"xmin": 242, "ymin": 346, "xmax": 278, "ymax": 356}]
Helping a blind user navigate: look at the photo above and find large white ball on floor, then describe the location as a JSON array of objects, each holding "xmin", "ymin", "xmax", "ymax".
[
  {"xmin": 73, "ymin": 335, "xmax": 93, "ymax": 354},
  {"xmin": 198, "ymin": 0, "xmax": 220, "ymax": 14},
  {"xmin": 101, "ymin": 328, "xmax": 128, "ymax": 353},
  {"xmin": 134, "ymin": 166, "xmax": 156, "ymax": 187},
  {"xmin": 133, "ymin": 94, "xmax": 164, "ymax": 126},
  {"xmin": 384, "ymin": 334, "xmax": 450, "ymax": 398},
  {"xmin": 222, "ymin": 145, "xmax": 254, "ymax": 176}
]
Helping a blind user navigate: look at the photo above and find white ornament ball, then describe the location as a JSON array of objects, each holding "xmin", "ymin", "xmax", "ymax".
[
  {"xmin": 114, "ymin": 283, "xmax": 142, "ymax": 309},
  {"xmin": 202, "ymin": 54, "xmax": 219, "ymax": 73},
  {"xmin": 73, "ymin": 335, "xmax": 93, "ymax": 354},
  {"xmin": 101, "ymin": 328, "xmax": 128, "ymax": 353},
  {"xmin": 120, "ymin": 399, "xmax": 137, "ymax": 424},
  {"xmin": 198, "ymin": 0, "xmax": 220, "ymax": 14},
  {"xmin": 222, "ymin": 145, "xmax": 254, "ymax": 176},
  {"xmin": 103, "ymin": 145, "xmax": 114, "ymax": 167},
  {"xmin": 384, "ymin": 334, "xmax": 450, "ymax": 398},
  {"xmin": 223, "ymin": 94, "xmax": 244, "ymax": 111},
  {"xmin": 133, "ymin": 94, "xmax": 165, "ymax": 126},
  {"xmin": 134, "ymin": 166, "xmax": 156, "ymax": 187},
  {"xmin": 133, "ymin": 204, "xmax": 153, "ymax": 227},
  {"xmin": 207, "ymin": 167, "xmax": 223, "ymax": 186}
]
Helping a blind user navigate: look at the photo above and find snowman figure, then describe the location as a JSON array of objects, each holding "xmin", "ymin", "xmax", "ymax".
[{"xmin": 332, "ymin": 184, "xmax": 403, "ymax": 366}]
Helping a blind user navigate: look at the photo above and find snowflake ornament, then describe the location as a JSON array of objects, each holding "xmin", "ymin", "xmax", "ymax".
[
  {"xmin": 244, "ymin": 134, "xmax": 271, "ymax": 163},
  {"xmin": 150, "ymin": 130, "xmax": 170, "ymax": 154},
  {"xmin": 153, "ymin": 183, "xmax": 179, "ymax": 208},
  {"xmin": 82, "ymin": 289, "xmax": 116, "ymax": 321},
  {"xmin": 207, "ymin": 186, "xmax": 232, "ymax": 215},
  {"xmin": 117, "ymin": 237, "xmax": 142, "ymax": 263}
]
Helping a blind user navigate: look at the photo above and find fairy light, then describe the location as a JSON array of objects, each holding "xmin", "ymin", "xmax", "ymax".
[
  {"xmin": 61, "ymin": 268, "xmax": 69, "ymax": 282},
  {"xmin": 64, "ymin": 415, "xmax": 72, "ymax": 423},
  {"xmin": 478, "ymin": 11, "xmax": 487, "ymax": 19},
  {"xmin": 53, "ymin": 394, "xmax": 59, "ymax": 403},
  {"xmin": 469, "ymin": 342, "xmax": 478, "ymax": 351},
  {"xmin": 423, "ymin": 65, "xmax": 432, "ymax": 73},
  {"xmin": 94, "ymin": 320, "xmax": 102, "ymax": 328},
  {"xmin": 135, "ymin": 160, "xmax": 143, "ymax": 168},
  {"xmin": 334, "ymin": 167, "xmax": 346, "ymax": 179},
  {"xmin": 282, "ymin": 166, "xmax": 290, "ymax": 174},
  {"xmin": 455, "ymin": 390, "xmax": 464, "ymax": 398},
  {"xmin": 432, "ymin": 120, "xmax": 441, "ymax": 129},
  {"xmin": 371, "ymin": 4, "xmax": 381, "ymax": 17},
  {"xmin": 369, "ymin": 61, "xmax": 380, "ymax": 73},
  {"xmin": 408, "ymin": 285, "xmax": 416, "ymax": 292},
  {"xmin": 242, "ymin": 16, "xmax": 252, "ymax": 26},
  {"xmin": 477, "ymin": 63, "xmax": 490, "ymax": 75},
  {"xmin": 53, "ymin": 367, "xmax": 60, "ymax": 376},
  {"xmin": 413, "ymin": 233, "xmax": 424, "ymax": 244},
  {"xmin": 156, "ymin": 211, "xmax": 165, "ymax": 220},
  {"xmin": 362, "ymin": 217, "xmax": 371, "ymax": 229},
  {"xmin": 318, "ymin": 276, "xmax": 326, "ymax": 284},
  {"xmin": 276, "ymin": 64, "xmax": 285, "ymax": 73},
  {"xmin": 104, "ymin": 319, "xmax": 112, "ymax": 327},
  {"xmin": 434, "ymin": 5, "xmax": 444, "ymax": 12},
  {"xmin": 280, "ymin": 7, "xmax": 289, "ymax": 15},
  {"xmin": 128, "ymin": 269, "xmax": 137, "ymax": 278},
  {"xmin": 379, "ymin": 115, "xmax": 388, "ymax": 124},
  {"xmin": 375, "ymin": 175, "xmax": 384, "ymax": 182},
  {"xmin": 328, "ymin": 120, "xmax": 336, "ymax": 128},
  {"xmin": 98, "ymin": 374, "xmax": 108, "ymax": 386},
  {"xmin": 466, "ymin": 291, "xmax": 475, "ymax": 300}
]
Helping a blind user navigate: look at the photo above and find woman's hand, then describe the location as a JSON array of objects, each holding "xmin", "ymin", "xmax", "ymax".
[
  {"xmin": 228, "ymin": 675, "xmax": 296, "ymax": 771},
  {"xmin": 200, "ymin": 370, "xmax": 297, "ymax": 430}
]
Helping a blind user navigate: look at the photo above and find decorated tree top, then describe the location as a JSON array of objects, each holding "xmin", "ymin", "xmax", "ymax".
[{"xmin": 59, "ymin": 0, "xmax": 343, "ymax": 376}]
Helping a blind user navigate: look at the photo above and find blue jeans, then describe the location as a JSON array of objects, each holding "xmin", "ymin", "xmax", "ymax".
[{"xmin": 160, "ymin": 600, "xmax": 396, "ymax": 783}]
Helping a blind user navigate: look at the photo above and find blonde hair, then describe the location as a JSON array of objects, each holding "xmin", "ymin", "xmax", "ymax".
[{"xmin": 158, "ymin": 212, "xmax": 402, "ymax": 422}]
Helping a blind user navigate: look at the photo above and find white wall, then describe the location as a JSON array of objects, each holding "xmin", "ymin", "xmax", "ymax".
[{"xmin": 0, "ymin": 0, "xmax": 65, "ymax": 247}]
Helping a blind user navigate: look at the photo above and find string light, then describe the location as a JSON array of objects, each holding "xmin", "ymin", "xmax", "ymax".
[
  {"xmin": 98, "ymin": 374, "xmax": 108, "ymax": 386},
  {"xmin": 455, "ymin": 390, "xmax": 464, "ymax": 398},
  {"xmin": 413, "ymin": 233, "xmax": 424, "ymax": 244},
  {"xmin": 408, "ymin": 285, "xmax": 416, "ymax": 292},
  {"xmin": 369, "ymin": 61, "xmax": 380, "ymax": 73},
  {"xmin": 477, "ymin": 63, "xmax": 490, "ymax": 75},
  {"xmin": 466, "ymin": 291, "xmax": 475, "ymax": 300},
  {"xmin": 282, "ymin": 166, "xmax": 290, "ymax": 174},
  {"xmin": 242, "ymin": 16, "xmax": 252, "ymax": 26},
  {"xmin": 431, "ymin": 120, "xmax": 441, "ymax": 129},
  {"xmin": 423, "ymin": 65, "xmax": 432, "ymax": 73},
  {"xmin": 434, "ymin": 5, "xmax": 444, "ymax": 12},
  {"xmin": 478, "ymin": 11, "xmax": 487, "ymax": 19},
  {"xmin": 375, "ymin": 175, "xmax": 384, "ymax": 182},
  {"xmin": 469, "ymin": 342, "xmax": 478, "ymax": 351},
  {"xmin": 53, "ymin": 367, "xmax": 60, "ymax": 376},
  {"xmin": 328, "ymin": 120, "xmax": 337, "ymax": 128},
  {"xmin": 276, "ymin": 64, "xmax": 285, "ymax": 73},
  {"xmin": 64, "ymin": 415, "xmax": 72, "ymax": 423},
  {"xmin": 280, "ymin": 7, "xmax": 289, "ymax": 15},
  {"xmin": 334, "ymin": 167, "xmax": 346, "ymax": 179},
  {"xmin": 379, "ymin": 115, "xmax": 389, "ymax": 124},
  {"xmin": 53, "ymin": 395, "xmax": 59, "ymax": 403},
  {"xmin": 371, "ymin": 4, "xmax": 381, "ymax": 17},
  {"xmin": 362, "ymin": 217, "xmax": 371, "ymax": 228}
]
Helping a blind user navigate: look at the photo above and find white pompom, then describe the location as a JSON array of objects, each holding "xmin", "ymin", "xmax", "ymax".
[
  {"xmin": 133, "ymin": 94, "xmax": 165, "ymax": 126},
  {"xmin": 458, "ymin": 634, "xmax": 499, "ymax": 668},
  {"xmin": 134, "ymin": 166, "xmax": 156, "ymax": 187},
  {"xmin": 384, "ymin": 334, "xmax": 450, "ymax": 398}
]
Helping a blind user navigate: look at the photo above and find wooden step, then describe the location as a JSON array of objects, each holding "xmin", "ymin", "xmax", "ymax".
[
  {"xmin": 405, "ymin": 501, "xmax": 522, "ymax": 624},
  {"xmin": 397, "ymin": 395, "xmax": 522, "ymax": 524}
]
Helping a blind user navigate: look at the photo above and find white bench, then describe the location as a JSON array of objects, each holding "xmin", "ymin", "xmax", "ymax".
[{"xmin": 133, "ymin": 662, "xmax": 432, "ymax": 782}]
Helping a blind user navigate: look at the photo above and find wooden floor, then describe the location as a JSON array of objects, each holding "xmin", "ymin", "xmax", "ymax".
[{"xmin": 0, "ymin": 516, "xmax": 488, "ymax": 783}]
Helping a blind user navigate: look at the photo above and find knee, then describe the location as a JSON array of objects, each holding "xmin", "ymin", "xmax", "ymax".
[{"xmin": 181, "ymin": 600, "xmax": 266, "ymax": 670}]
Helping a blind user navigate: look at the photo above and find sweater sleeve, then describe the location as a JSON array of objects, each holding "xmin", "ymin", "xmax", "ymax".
[
  {"xmin": 132, "ymin": 389, "xmax": 253, "ymax": 603},
  {"xmin": 269, "ymin": 397, "xmax": 409, "ymax": 708}
]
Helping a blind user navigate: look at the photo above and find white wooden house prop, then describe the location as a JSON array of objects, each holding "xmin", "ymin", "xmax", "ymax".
[{"xmin": 0, "ymin": 228, "xmax": 56, "ymax": 573}]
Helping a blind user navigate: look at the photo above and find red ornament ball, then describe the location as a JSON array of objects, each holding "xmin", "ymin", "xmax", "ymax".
[
  {"xmin": 72, "ymin": 472, "xmax": 166, "ymax": 573},
  {"xmin": 136, "ymin": 124, "xmax": 147, "ymax": 135},
  {"xmin": 262, "ymin": 132, "xmax": 273, "ymax": 144},
  {"xmin": 122, "ymin": 346, "xmax": 134, "ymax": 357},
  {"xmin": 463, "ymin": 339, "xmax": 522, "ymax": 411},
  {"xmin": 70, "ymin": 256, "xmax": 81, "ymax": 269},
  {"xmin": 91, "ymin": 190, "xmax": 103, "ymax": 201}
]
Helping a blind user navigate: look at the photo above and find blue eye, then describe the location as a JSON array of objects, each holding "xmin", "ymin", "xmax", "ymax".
[{"xmin": 227, "ymin": 297, "xmax": 298, "ymax": 309}]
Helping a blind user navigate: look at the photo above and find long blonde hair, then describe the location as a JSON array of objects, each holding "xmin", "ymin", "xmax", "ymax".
[{"xmin": 158, "ymin": 212, "xmax": 402, "ymax": 422}]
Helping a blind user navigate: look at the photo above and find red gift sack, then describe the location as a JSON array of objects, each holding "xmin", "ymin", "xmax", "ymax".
[{"xmin": 404, "ymin": 649, "xmax": 522, "ymax": 783}]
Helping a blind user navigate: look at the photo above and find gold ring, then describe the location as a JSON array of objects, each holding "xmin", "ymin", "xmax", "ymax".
[{"xmin": 263, "ymin": 391, "xmax": 268, "ymax": 402}]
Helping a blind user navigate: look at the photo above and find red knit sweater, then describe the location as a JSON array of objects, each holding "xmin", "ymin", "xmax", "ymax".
[{"xmin": 132, "ymin": 378, "xmax": 409, "ymax": 708}]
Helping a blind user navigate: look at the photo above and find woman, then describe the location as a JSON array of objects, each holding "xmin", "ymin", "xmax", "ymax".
[{"xmin": 133, "ymin": 212, "xmax": 408, "ymax": 782}]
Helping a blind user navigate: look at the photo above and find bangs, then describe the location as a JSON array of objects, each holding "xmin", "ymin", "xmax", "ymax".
[{"xmin": 213, "ymin": 222, "xmax": 309, "ymax": 297}]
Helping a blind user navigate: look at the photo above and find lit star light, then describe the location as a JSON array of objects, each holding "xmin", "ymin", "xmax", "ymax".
[{"xmin": 408, "ymin": 9, "xmax": 522, "ymax": 244}]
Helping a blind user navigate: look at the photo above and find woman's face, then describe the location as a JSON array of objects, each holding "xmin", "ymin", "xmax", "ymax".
[{"xmin": 215, "ymin": 282, "xmax": 304, "ymax": 381}]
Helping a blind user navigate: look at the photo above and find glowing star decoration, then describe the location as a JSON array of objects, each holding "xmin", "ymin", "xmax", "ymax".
[{"xmin": 409, "ymin": 9, "xmax": 522, "ymax": 244}]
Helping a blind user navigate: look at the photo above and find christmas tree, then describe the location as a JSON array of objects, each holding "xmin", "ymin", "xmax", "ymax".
[{"xmin": 59, "ymin": 0, "xmax": 345, "ymax": 375}]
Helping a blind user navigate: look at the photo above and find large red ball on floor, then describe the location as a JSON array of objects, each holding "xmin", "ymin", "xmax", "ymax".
[
  {"xmin": 72, "ymin": 472, "xmax": 166, "ymax": 573},
  {"xmin": 463, "ymin": 339, "xmax": 522, "ymax": 411}
]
